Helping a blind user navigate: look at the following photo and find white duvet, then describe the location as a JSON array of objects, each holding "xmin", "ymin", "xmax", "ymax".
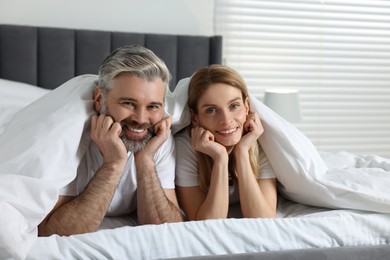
[
  {"xmin": 0, "ymin": 76, "xmax": 390, "ymax": 259},
  {"xmin": 27, "ymin": 196, "xmax": 390, "ymax": 259}
]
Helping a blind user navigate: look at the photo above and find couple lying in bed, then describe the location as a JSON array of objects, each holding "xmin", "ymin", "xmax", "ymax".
[{"xmin": 36, "ymin": 45, "xmax": 277, "ymax": 236}]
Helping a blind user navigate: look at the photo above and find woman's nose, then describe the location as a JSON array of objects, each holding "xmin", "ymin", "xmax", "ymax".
[{"xmin": 218, "ymin": 110, "xmax": 231, "ymax": 124}]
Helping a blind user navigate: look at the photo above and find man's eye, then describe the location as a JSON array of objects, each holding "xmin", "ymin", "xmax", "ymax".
[
  {"xmin": 148, "ymin": 105, "xmax": 160, "ymax": 110},
  {"xmin": 122, "ymin": 102, "xmax": 134, "ymax": 107}
]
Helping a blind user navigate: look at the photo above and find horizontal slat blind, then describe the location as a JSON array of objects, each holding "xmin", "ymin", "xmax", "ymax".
[{"xmin": 215, "ymin": 0, "xmax": 390, "ymax": 158}]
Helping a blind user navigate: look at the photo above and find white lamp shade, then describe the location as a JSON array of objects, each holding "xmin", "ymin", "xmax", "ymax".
[{"xmin": 263, "ymin": 89, "xmax": 301, "ymax": 122}]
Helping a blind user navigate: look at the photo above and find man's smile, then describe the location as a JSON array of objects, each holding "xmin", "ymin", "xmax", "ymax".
[{"xmin": 123, "ymin": 125, "xmax": 148, "ymax": 139}]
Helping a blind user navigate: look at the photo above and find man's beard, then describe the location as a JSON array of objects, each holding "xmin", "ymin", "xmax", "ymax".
[
  {"xmin": 120, "ymin": 122, "xmax": 154, "ymax": 153},
  {"xmin": 100, "ymin": 102, "xmax": 154, "ymax": 153}
]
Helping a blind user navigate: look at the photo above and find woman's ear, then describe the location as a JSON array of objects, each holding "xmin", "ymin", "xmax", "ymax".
[
  {"xmin": 191, "ymin": 110, "xmax": 199, "ymax": 127},
  {"xmin": 94, "ymin": 87, "xmax": 103, "ymax": 112},
  {"xmin": 244, "ymin": 97, "xmax": 250, "ymax": 114}
]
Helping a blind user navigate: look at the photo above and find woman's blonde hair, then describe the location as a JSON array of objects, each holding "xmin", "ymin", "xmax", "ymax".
[{"xmin": 187, "ymin": 64, "xmax": 261, "ymax": 192}]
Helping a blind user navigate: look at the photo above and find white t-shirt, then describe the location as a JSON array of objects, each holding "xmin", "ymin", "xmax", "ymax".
[
  {"xmin": 175, "ymin": 127, "xmax": 275, "ymax": 205},
  {"xmin": 60, "ymin": 134, "xmax": 176, "ymax": 217}
]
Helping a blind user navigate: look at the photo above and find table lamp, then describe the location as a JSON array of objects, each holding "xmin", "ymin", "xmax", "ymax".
[{"xmin": 263, "ymin": 89, "xmax": 301, "ymax": 122}]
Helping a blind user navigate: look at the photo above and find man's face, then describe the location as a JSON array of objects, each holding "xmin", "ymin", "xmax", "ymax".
[{"xmin": 96, "ymin": 73, "xmax": 165, "ymax": 153}]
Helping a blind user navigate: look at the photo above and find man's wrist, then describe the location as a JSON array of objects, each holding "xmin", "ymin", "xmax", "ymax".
[
  {"xmin": 134, "ymin": 154, "xmax": 155, "ymax": 169},
  {"xmin": 101, "ymin": 161, "xmax": 126, "ymax": 176}
]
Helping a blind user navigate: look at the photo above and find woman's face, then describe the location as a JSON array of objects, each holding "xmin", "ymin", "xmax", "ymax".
[{"xmin": 193, "ymin": 83, "xmax": 249, "ymax": 148}]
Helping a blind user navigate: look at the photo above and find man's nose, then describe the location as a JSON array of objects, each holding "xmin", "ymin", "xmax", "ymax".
[{"xmin": 130, "ymin": 109, "xmax": 148, "ymax": 124}]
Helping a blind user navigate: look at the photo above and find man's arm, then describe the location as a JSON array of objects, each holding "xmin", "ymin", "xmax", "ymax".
[
  {"xmin": 135, "ymin": 155, "xmax": 183, "ymax": 224},
  {"xmin": 38, "ymin": 114, "xmax": 128, "ymax": 236},
  {"xmin": 38, "ymin": 162, "xmax": 124, "ymax": 236},
  {"xmin": 135, "ymin": 116, "xmax": 183, "ymax": 224}
]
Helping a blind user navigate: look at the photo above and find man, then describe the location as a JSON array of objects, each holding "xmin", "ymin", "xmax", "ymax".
[{"xmin": 38, "ymin": 45, "xmax": 183, "ymax": 236}]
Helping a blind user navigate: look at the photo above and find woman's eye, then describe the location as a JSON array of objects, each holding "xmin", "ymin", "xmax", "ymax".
[
  {"xmin": 230, "ymin": 103, "xmax": 240, "ymax": 110},
  {"xmin": 205, "ymin": 107, "xmax": 216, "ymax": 114}
]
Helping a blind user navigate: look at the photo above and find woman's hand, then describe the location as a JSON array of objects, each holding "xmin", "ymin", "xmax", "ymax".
[
  {"xmin": 191, "ymin": 126, "xmax": 228, "ymax": 160},
  {"xmin": 235, "ymin": 112, "xmax": 264, "ymax": 153}
]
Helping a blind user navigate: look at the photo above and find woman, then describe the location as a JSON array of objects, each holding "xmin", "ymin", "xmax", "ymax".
[{"xmin": 175, "ymin": 64, "xmax": 277, "ymax": 221}]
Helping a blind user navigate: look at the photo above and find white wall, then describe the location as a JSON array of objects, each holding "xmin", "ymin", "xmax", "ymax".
[{"xmin": 0, "ymin": 0, "xmax": 214, "ymax": 35}]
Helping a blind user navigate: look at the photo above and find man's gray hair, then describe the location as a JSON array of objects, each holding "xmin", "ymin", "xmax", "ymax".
[{"xmin": 98, "ymin": 45, "xmax": 171, "ymax": 95}]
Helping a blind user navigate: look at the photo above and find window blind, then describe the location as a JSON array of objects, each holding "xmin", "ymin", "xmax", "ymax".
[{"xmin": 215, "ymin": 0, "xmax": 390, "ymax": 158}]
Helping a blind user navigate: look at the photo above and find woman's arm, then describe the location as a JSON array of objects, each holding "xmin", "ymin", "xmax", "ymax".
[
  {"xmin": 176, "ymin": 127, "xmax": 230, "ymax": 220},
  {"xmin": 234, "ymin": 147, "xmax": 277, "ymax": 218},
  {"xmin": 233, "ymin": 112, "xmax": 277, "ymax": 218},
  {"xmin": 177, "ymin": 153, "xmax": 230, "ymax": 220}
]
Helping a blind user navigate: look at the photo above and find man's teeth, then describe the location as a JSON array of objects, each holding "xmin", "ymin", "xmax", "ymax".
[{"xmin": 130, "ymin": 128, "xmax": 144, "ymax": 133}]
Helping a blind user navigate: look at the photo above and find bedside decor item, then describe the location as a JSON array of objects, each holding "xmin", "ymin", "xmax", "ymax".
[{"xmin": 263, "ymin": 89, "xmax": 301, "ymax": 122}]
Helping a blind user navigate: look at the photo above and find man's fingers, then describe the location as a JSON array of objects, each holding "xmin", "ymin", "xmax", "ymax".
[
  {"xmin": 164, "ymin": 115, "xmax": 172, "ymax": 127},
  {"xmin": 103, "ymin": 116, "xmax": 115, "ymax": 130},
  {"xmin": 91, "ymin": 115, "xmax": 98, "ymax": 130},
  {"xmin": 111, "ymin": 122, "xmax": 123, "ymax": 136},
  {"xmin": 154, "ymin": 116, "xmax": 172, "ymax": 136}
]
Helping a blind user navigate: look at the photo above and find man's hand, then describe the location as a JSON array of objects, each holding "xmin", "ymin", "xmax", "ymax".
[
  {"xmin": 91, "ymin": 114, "xmax": 128, "ymax": 167},
  {"xmin": 136, "ymin": 115, "xmax": 172, "ymax": 158}
]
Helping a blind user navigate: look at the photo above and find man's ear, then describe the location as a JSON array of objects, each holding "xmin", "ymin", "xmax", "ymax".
[{"xmin": 94, "ymin": 87, "xmax": 103, "ymax": 113}]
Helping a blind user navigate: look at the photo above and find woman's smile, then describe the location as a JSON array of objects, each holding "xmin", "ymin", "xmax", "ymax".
[{"xmin": 216, "ymin": 127, "xmax": 238, "ymax": 136}]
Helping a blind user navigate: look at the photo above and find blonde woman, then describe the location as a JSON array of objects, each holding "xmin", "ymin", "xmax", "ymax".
[{"xmin": 175, "ymin": 64, "xmax": 277, "ymax": 221}]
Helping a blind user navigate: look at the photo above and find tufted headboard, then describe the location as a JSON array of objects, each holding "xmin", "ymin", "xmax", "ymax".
[{"xmin": 0, "ymin": 24, "xmax": 222, "ymax": 91}]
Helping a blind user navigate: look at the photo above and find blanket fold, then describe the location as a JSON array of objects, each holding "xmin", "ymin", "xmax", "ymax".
[
  {"xmin": 0, "ymin": 75, "xmax": 96, "ymax": 259},
  {"xmin": 0, "ymin": 75, "xmax": 389, "ymax": 259}
]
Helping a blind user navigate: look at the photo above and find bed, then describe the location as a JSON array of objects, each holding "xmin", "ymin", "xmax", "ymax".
[{"xmin": 1, "ymin": 24, "xmax": 390, "ymax": 260}]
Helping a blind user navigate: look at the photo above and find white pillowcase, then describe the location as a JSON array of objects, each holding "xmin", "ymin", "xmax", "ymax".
[
  {"xmin": 0, "ymin": 78, "xmax": 50, "ymax": 106},
  {"xmin": 0, "ymin": 78, "xmax": 50, "ymax": 134}
]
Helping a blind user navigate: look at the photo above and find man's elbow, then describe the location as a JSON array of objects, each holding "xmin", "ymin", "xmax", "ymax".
[{"xmin": 37, "ymin": 222, "xmax": 54, "ymax": 237}]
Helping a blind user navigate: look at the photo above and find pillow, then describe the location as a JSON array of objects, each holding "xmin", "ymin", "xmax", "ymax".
[
  {"xmin": 0, "ymin": 78, "xmax": 51, "ymax": 134},
  {"xmin": 0, "ymin": 78, "xmax": 50, "ymax": 106},
  {"xmin": 0, "ymin": 104, "xmax": 22, "ymax": 134}
]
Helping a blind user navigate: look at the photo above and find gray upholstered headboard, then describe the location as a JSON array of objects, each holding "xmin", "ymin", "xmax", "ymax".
[{"xmin": 0, "ymin": 24, "xmax": 222, "ymax": 91}]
